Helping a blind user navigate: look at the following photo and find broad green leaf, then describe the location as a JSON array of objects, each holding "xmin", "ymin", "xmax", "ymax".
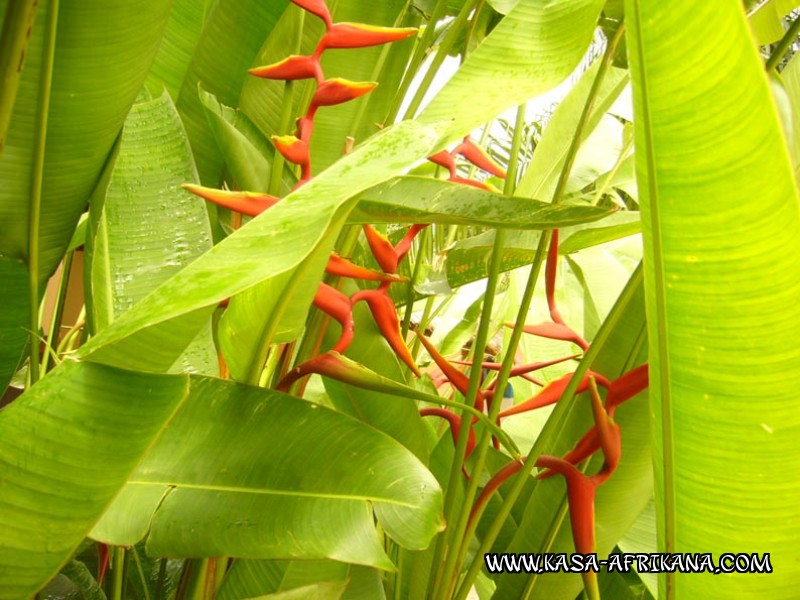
[
  {"xmin": 246, "ymin": 582, "xmax": 348, "ymax": 600},
  {"xmin": 515, "ymin": 60, "xmax": 629, "ymax": 201},
  {"xmin": 92, "ymin": 375, "xmax": 443, "ymax": 566},
  {"xmin": 198, "ymin": 86, "xmax": 277, "ymax": 192},
  {"xmin": 349, "ymin": 176, "xmax": 613, "ymax": 228},
  {"xmin": 559, "ymin": 212, "xmax": 641, "ymax": 254},
  {"xmin": 176, "ymin": 0, "xmax": 290, "ymax": 184},
  {"xmin": 627, "ymin": 0, "xmax": 800, "ymax": 597},
  {"xmin": 0, "ymin": 0, "xmax": 173, "ymax": 284},
  {"xmin": 492, "ymin": 266, "xmax": 651, "ymax": 599},
  {"xmin": 0, "ymin": 361, "xmax": 189, "ymax": 599},
  {"xmin": 0, "ymin": 258, "xmax": 28, "ymax": 393},
  {"xmin": 418, "ymin": 0, "xmax": 605, "ymax": 146},
  {"xmin": 618, "ymin": 499, "xmax": 658, "ymax": 596},
  {"xmin": 85, "ymin": 89, "xmax": 217, "ymax": 375},
  {"xmin": 77, "ymin": 120, "xmax": 440, "ymax": 373},
  {"xmin": 147, "ymin": 0, "xmax": 213, "ymax": 99}
]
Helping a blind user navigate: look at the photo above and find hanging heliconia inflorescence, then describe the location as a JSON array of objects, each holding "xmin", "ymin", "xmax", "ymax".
[{"xmin": 180, "ymin": 1, "xmax": 649, "ymax": 596}]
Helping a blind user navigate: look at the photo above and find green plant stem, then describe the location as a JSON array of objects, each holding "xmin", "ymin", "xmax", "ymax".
[
  {"xmin": 131, "ymin": 546, "xmax": 151, "ymax": 600},
  {"xmin": 455, "ymin": 265, "xmax": 642, "ymax": 600},
  {"xmin": 401, "ymin": 225, "xmax": 431, "ymax": 338},
  {"xmin": 766, "ymin": 13, "xmax": 800, "ymax": 71},
  {"xmin": 402, "ymin": 0, "xmax": 481, "ymax": 121},
  {"xmin": 0, "ymin": 0, "xmax": 39, "ymax": 155},
  {"xmin": 27, "ymin": 0, "xmax": 59, "ymax": 385},
  {"xmin": 385, "ymin": 0, "xmax": 451, "ymax": 124},
  {"xmin": 111, "ymin": 547, "xmax": 127, "ymax": 600},
  {"xmin": 439, "ymin": 105, "xmax": 529, "ymax": 599},
  {"xmin": 155, "ymin": 559, "xmax": 168, "ymax": 600},
  {"xmin": 453, "ymin": 24, "xmax": 626, "ymax": 599},
  {"xmin": 40, "ymin": 249, "xmax": 74, "ymax": 374},
  {"xmin": 433, "ymin": 105, "xmax": 527, "ymax": 600}
]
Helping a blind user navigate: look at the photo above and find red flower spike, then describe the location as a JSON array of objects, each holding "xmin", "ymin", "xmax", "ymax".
[
  {"xmin": 448, "ymin": 176, "xmax": 497, "ymax": 192},
  {"xmin": 181, "ymin": 184, "xmax": 280, "ymax": 217},
  {"xmin": 538, "ymin": 427, "xmax": 602, "ymax": 480},
  {"xmin": 295, "ymin": 114, "xmax": 315, "ymax": 143},
  {"xmin": 313, "ymin": 283, "xmax": 354, "ymax": 353},
  {"xmin": 97, "ymin": 543, "xmax": 110, "ymax": 585},
  {"xmin": 587, "ymin": 377, "xmax": 621, "ymax": 480},
  {"xmin": 416, "ymin": 332, "xmax": 486, "ymax": 412},
  {"xmin": 607, "ymin": 363, "xmax": 649, "ymax": 414},
  {"xmin": 326, "ymin": 253, "xmax": 405, "ymax": 282},
  {"xmin": 363, "ymin": 224, "xmax": 398, "ymax": 273},
  {"xmin": 454, "ymin": 137, "xmax": 507, "ymax": 179},
  {"xmin": 469, "ymin": 460, "xmax": 524, "ymax": 528},
  {"xmin": 393, "ymin": 223, "xmax": 428, "ymax": 264},
  {"xmin": 352, "ymin": 289, "xmax": 420, "ymax": 376},
  {"xmin": 545, "ymin": 231, "xmax": 566, "ymax": 325},
  {"xmin": 497, "ymin": 370, "xmax": 610, "ymax": 419},
  {"xmin": 249, "ymin": 55, "xmax": 321, "ymax": 81},
  {"xmin": 454, "ymin": 354, "xmax": 580, "ymax": 378},
  {"xmin": 507, "ymin": 320, "xmax": 590, "ymax": 351},
  {"xmin": 535, "ymin": 454, "xmax": 600, "ymax": 598},
  {"xmin": 428, "ymin": 150, "xmax": 457, "ymax": 177},
  {"xmin": 321, "ymin": 22, "xmax": 417, "ymax": 49},
  {"xmin": 420, "ymin": 407, "xmax": 476, "ymax": 458},
  {"xmin": 311, "ymin": 78, "xmax": 377, "ymax": 107},
  {"xmin": 271, "ymin": 134, "xmax": 310, "ymax": 166},
  {"xmin": 290, "ymin": 0, "xmax": 332, "ymax": 29}
]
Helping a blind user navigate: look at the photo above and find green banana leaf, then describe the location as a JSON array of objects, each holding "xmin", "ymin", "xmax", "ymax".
[
  {"xmin": 627, "ymin": 0, "xmax": 800, "ymax": 597},
  {"xmin": 349, "ymin": 176, "xmax": 613, "ymax": 227},
  {"xmin": 84, "ymin": 88, "xmax": 217, "ymax": 375},
  {"xmin": 0, "ymin": 360, "xmax": 443, "ymax": 596},
  {"xmin": 0, "ymin": 258, "xmax": 28, "ymax": 392},
  {"xmin": 0, "ymin": 0, "xmax": 173, "ymax": 284}
]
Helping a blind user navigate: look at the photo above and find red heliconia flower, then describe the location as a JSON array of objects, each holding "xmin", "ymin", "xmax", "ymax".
[
  {"xmin": 469, "ymin": 459, "xmax": 524, "ymax": 526},
  {"xmin": 416, "ymin": 332, "xmax": 486, "ymax": 412},
  {"xmin": 393, "ymin": 224, "xmax": 428, "ymax": 264},
  {"xmin": 351, "ymin": 289, "xmax": 420, "ymax": 376},
  {"xmin": 420, "ymin": 407, "xmax": 476, "ymax": 459},
  {"xmin": 498, "ymin": 370, "xmax": 610, "ymax": 418},
  {"xmin": 181, "ymin": 184, "xmax": 280, "ymax": 217},
  {"xmin": 321, "ymin": 22, "xmax": 417, "ymax": 49},
  {"xmin": 313, "ymin": 283, "xmax": 353, "ymax": 353},
  {"xmin": 428, "ymin": 150, "xmax": 457, "ymax": 177},
  {"xmin": 311, "ymin": 78, "xmax": 377, "ymax": 107},
  {"xmin": 326, "ymin": 253, "xmax": 404, "ymax": 282},
  {"xmin": 291, "ymin": 0, "xmax": 332, "ymax": 29},
  {"xmin": 454, "ymin": 137, "xmax": 507, "ymax": 179},
  {"xmin": 606, "ymin": 363, "xmax": 649, "ymax": 413},
  {"xmin": 545, "ymin": 231, "xmax": 565, "ymax": 325},
  {"xmin": 363, "ymin": 224, "xmax": 398, "ymax": 273},
  {"xmin": 271, "ymin": 134, "xmax": 310, "ymax": 166},
  {"xmin": 249, "ymin": 55, "xmax": 322, "ymax": 81},
  {"xmin": 508, "ymin": 320, "xmax": 590, "ymax": 351}
]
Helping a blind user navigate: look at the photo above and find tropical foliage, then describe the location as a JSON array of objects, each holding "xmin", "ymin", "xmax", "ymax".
[{"xmin": 0, "ymin": 0, "xmax": 798, "ymax": 599}]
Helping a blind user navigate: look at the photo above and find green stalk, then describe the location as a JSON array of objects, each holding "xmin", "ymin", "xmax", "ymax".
[
  {"xmin": 27, "ymin": 0, "xmax": 59, "ymax": 385},
  {"xmin": 440, "ymin": 105, "xmax": 528, "ymax": 599},
  {"xmin": 400, "ymin": 224, "xmax": 431, "ymax": 338},
  {"xmin": 385, "ymin": 0, "xmax": 451, "ymax": 124},
  {"xmin": 131, "ymin": 546, "xmax": 152, "ymax": 600},
  {"xmin": 402, "ymin": 0, "xmax": 481, "ymax": 121},
  {"xmin": 766, "ymin": 13, "xmax": 800, "ymax": 71},
  {"xmin": 453, "ymin": 23, "xmax": 626, "ymax": 599},
  {"xmin": 0, "ymin": 0, "xmax": 39, "ymax": 154},
  {"xmin": 155, "ymin": 559, "xmax": 168, "ymax": 600},
  {"xmin": 40, "ymin": 249, "xmax": 74, "ymax": 374},
  {"xmin": 110, "ymin": 547, "xmax": 127, "ymax": 600}
]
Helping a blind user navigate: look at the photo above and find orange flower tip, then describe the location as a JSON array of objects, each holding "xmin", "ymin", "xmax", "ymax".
[
  {"xmin": 249, "ymin": 55, "xmax": 320, "ymax": 80},
  {"xmin": 290, "ymin": 0, "xmax": 332, "ymax": 27},
  {"xmin": 455, "ymin": 138, "xmax": 507, "ymax": 179},
  {"xmin": 311, "ymin": 78, "xmax": 378, "ymax": 107},
  {"xmin": 181, "ymin": 184, "xmax": 280, "ymax": 217},
  {"xmin": 322, "ymin": 22, "xmax": 417, "ymax": 49},
  {"xmin": 271, "ymin": 134, "xmax": 309, "ymax": 165}
]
